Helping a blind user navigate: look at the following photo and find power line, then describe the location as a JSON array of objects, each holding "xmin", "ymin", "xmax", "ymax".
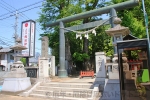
[
  {"xmin": 0, "ymin": 5, "xmax": 42, "ymax": 20},
  {"xmin": 0, "ymin": 1, "xmax": 43, "ymax": 50},
  {"xmin": 0, "ymin": 0, "xmax": 43, "ymax": 34},
  {"xmin": 0, "ymin": 39, "xmax": 12, "ymax": 46},
  {"xmin": 0, "ymin": 35, "xmax": 41, "ymax": 50},
  {"xmin": 1, "ymin": 0, "xmax": 35, "ymax": 20},
  {"xmin": 19, "ymin": 5, "xmax": 42, "ymax": 13},
  {"xmin": 0, "ymin": 0, "xmax": 45, "ymax": 17},
  {"xmin": 0, "ymin": 8, "xmax": 43, "ymax": 35},
  {"xmin": 0, "ymin": 36, "xmax": 40, "ymax": 50},
  {"xmin": 1, "ymin": 0, "xmax": 42, "ymax": 34},
  {"xmin": 0, "ymin": 4, "xmax": 12, "ymax": 12},
  {"xmin": 0, "ymin": 0, "xmax": 15, "ymax": 11},
  {"xmin": 0, "ymin": 36, "xmax": 14, "ymax": 43}
]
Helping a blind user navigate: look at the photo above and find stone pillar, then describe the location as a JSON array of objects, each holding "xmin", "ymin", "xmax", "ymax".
[
  {"xmin": 58, "ymin": 21, "xmax": 67, "ymax": 77},
  {"xmin": 39, "ymin": 57, "xmax": 49, "ymax": 77},
  {"xmin": 94, "ymin": 52, "xmax": 106, "ymax": 84},
  {"xmin": 41, "ymin": 36, "xmax": 49, "ymax": 58},
  {"xmin": 52, "ymin": 56, "xmax": 55, "ymax": 76},
  {"xmin": 109, "ymin": 54, "xmax": 120, "ymax": 79},
  {"xmin": 95, "ymin": 52, "xmax": 106, "ymax": 74},
  {"xmin": 39, "ymin": 36, "xmax": 50, "ymax": 79},
  {"xmin": 49, "ymin": 56, "xmax": 55, "ymax": 76}
]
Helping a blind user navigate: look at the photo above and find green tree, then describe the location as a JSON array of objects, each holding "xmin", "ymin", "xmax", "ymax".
[
  {"xmin": 38, "ymin": 0, "xmax": 113, "ymax": 71},
  {"xmin": 111, "ymin": 0, "xmax": 150, "ymax": 38},
  {"xmin": 20, "ymin": 58, "xmax": 26, "ymax": 66}
]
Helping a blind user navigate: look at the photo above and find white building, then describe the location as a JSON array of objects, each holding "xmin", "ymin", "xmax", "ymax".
[
  {"xmin": 29, "ymin": 57, "xmax": 38, "ymax": 66},
  {"xmin": 0, "ymin": 47, "xmax": 14, "ymax": 71}
]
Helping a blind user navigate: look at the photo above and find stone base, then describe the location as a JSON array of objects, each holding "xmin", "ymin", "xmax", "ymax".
[
  {"xmin": 100, "ymin": 79, "xmax": 120, "ymax": 100},
  {"xmin": 3, "ymin": 68, "xmax": 27, "ymax": 78},
  {"xmin": 3, "ymin": 73, "xmax": 27, "ymax": 78},
  {"xmin": 58, "ymin": 69, "xmax": 67, "ymax": 78},
  {"xmin": 2, "ymin": 77, "xmax": 31, "ymax": 92},
  {"xmin": 108, "ymin": 72, "xmax": 119, "ymax": 79}
]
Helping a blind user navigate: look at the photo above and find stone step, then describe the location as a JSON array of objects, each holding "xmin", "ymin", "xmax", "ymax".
[
  {"xmin": 30, "ymin": 93, "xmax": 88, "ymax": 100},
  {"xmin": 32, "ymin": 90, "xmax": 92, "ymax": 98},
  {"xmin": 36, "ymin": 86, "xmax": 93, "ymax": 92},
  {"xmin": 40, "ymin": 82, "xmax": 93, "ymax": 89}
]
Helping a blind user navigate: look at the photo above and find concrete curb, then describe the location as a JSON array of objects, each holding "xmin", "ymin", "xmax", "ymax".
[{"xmin": 20, "ymin": 81, "xmax": 41, "ymax": 97}]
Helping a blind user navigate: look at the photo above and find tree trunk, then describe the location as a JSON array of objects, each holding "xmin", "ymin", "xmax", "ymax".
[
  {"xmin": 65, "ymin": 36, "xmax": 73, "ymax": 75},
  {"xmin": 82, "ymin": 18, "xmax": 91, "ymax": 71}
]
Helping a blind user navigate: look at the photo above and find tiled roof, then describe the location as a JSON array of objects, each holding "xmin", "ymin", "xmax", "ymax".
[
  {"xmin": 10, "ymin": 44, "xmax": 27, "ymax": 50},
  {"xmin": 0, "ymin": 47, "xmax": 13, "ymax": 53}
]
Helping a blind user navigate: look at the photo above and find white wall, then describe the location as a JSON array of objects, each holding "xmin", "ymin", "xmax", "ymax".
[
  {"xmin": 0, "ymin": 53, "xmax": 14, "ymax": 71},
  {"xmin": 1, "ymin": 54, "xmax": 7, "ymax": 71},
  {"xmin": 7, "ymin": 53, "xmax": 14, "ymax": 71}
]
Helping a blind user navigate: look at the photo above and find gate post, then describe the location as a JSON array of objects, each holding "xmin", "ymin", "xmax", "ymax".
[{"xmin": 58, "ymin": 21, "xmax": 67, "ymax": 77}]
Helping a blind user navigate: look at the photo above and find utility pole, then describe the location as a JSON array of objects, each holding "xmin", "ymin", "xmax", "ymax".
[
  {"xmin": 142, "ymin": 0, "xmax": 150, "ymax": 82},
  {"xmin": 142, "ymin": 0, "xmax": 149, "ymax": 45},
  {"xmin": 13, "ymin": 11, "xmax": 19, "ymax": 44}
]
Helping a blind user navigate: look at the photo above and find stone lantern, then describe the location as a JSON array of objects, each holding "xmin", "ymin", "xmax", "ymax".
[
  {"xmin": 2, "ymin": 37, "xmax": 31, "ymax": 92},
  {"xmin": 105, "ymin": 17, "xmax": 130, "ymax": 79},
  {"xmin": 10, "ymin": 37, "xmax": 27, "ymax": 68},
  {"xmin": 106, "ymin": 17, "xmax": 130, "ymax": 53}
]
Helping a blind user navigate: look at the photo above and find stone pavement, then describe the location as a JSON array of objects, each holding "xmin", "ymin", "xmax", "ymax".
[
  {"xmin": 0, "ymin": 76, "xmax": 95, "ymax": 100},
  {"xmin": 51, "ymin": 76, "xmax": 95, "ymax": 83},
  {"xmin": 64, "ymin": 77, "xmax": 95, "ymax": 83},
  {"xmin": 0, "ymin": 94, "xmax": 50, "ymax": 100}
]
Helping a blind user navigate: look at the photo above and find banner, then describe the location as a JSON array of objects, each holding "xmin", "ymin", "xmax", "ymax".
[{"xmin": 21, "ymin": 20, "xmax": 36, "ymax": 57}]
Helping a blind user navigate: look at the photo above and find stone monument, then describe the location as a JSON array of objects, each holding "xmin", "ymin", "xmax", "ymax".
[
  {"xmin": 41, "ymin": 36, "xmax": 49, "ymax": 58},
  {"xmin": 95, "ymin": 52, "xmax": 106, "ymax": 84},
  {"xmin": 38, "ymin": 36, "xmax": 55, "ymax": 79},
  {"xmin": 39, "ymin": 36, "xmax": 49, "ymax": 78},
  {"xmin": 2, "ymin": 37, "xmax": 31, "ymax": 92},
  {"xmin": 95, "ymin": 52, "xmax": 106, "ymax": 74}
]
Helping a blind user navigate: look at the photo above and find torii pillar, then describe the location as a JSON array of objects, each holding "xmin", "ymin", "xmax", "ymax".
[{"xmin": 58, "ymin": 22, "xmax": 67, "ymax": 77}]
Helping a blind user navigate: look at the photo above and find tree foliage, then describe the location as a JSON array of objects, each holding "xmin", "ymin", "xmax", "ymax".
[
  {"xmin": 38, "ymin": 0, "xmax": 114, "ymax": 70},
  {"xmin": 112, "ymin": 0, "xmax": 150, "ymax": 38},
  {"xmin": 20, "ymin": 58, "xmax": 26, "ymax": 66}
]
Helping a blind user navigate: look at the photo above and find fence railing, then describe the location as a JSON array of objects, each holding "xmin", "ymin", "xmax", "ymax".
[{"xmin": 79, "ymin": 71, "xmax": 94, "ymax": 79}]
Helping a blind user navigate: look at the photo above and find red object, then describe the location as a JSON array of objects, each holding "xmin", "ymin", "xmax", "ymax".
[
  {"xmin": 131, "ymin": 65, "xmax": 134, "ymax": 70},
  {"xmin": 25, "ymin": 23, "xmax": 28, "ymax": 27},
  {"xmin": 79, "ymin": 71, "xmax": 94, "ymax": 79}
]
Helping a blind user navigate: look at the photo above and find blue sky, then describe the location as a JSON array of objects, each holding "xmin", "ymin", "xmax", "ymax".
[
  {"xmin": 0, "ymin": 0, "xmax": 109, "ymax": 56},
  {"xmin": 0, "ymin": 0, "xmax": 44, "ymax": 54}
]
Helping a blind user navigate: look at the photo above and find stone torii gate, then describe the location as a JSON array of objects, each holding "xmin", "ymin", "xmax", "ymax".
[{"xmin": 45, "ymin": 0, "xmax": 139, "ymax": 78}]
